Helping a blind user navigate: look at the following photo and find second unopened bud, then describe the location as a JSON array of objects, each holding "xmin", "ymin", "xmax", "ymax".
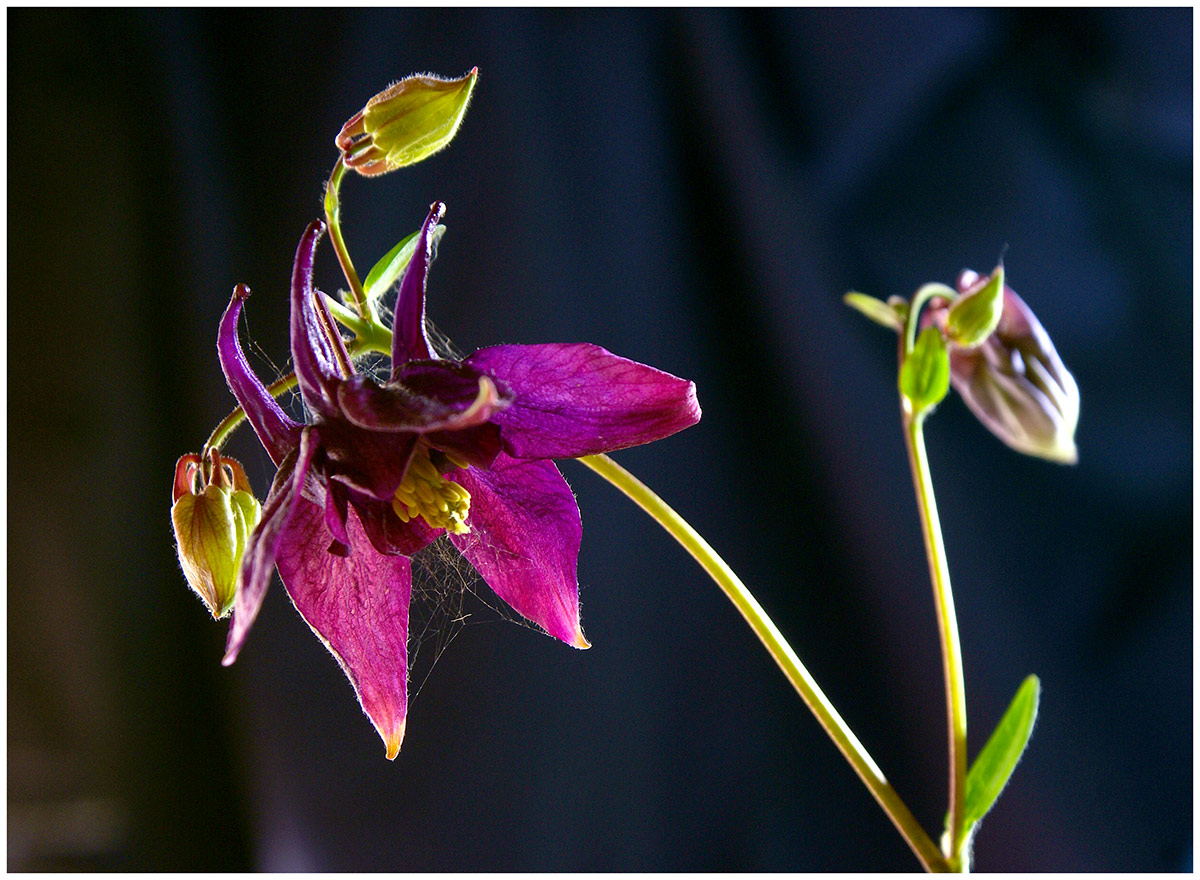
[
  {"xmin": 171, "ymin": 450, "xmax": 261, "ymax": 618},
  {"xmin": 336, "ymin": 69, "xmax": 478, "ymax": 176}
]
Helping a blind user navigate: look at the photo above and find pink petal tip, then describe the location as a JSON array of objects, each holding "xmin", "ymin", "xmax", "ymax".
[{"xmin": 384, "ymin": 718, "xmax": 407, "ymax": 761}]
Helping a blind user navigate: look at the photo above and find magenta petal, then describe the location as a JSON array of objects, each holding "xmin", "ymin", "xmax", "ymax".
[
  {"xmin": 223, "ymin": 427, "xmax": 320, "ymax": 665},
  {"xmin": 289, "ymin": 219, "xmax": 352, "ymax": 417},
  {"xmin": 320, "ymin": 419, "xmax": 419, "ymax": 500},
  {"xmin": 217, "ymin": 288, "xmax": 303, "ymax": 467},
  {"xmin": 391, "ymin": 202, "xmax": 445, "ymax": 368},
  {"xmin": 275, "ymin": 498, "xmax": 414, "ymax": 759},
  {"xmin": 425, "ymin": 422, "xmax": 504, "ymax": 470},
  {"xmin": 449, "ymin": 454, "xmax": 587, "ymax": 647},
  {"xmin": 337, "ymin": 367, "xmax": 506, "ymax": 434},
  {"xmin": 466, "ymin": 343, "xmax": 701, "ymax": 459}
]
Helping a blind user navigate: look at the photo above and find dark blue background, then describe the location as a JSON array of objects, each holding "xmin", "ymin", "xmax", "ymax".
[{"xmin": 9, "ymin": 8, "xmax": 1191, "ymax": 871}]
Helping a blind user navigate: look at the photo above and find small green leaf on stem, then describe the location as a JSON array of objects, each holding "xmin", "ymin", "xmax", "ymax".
[
  {"xmin": 844, "ymin": 291, "xmax": 905, "ymax": 331},
  {"xmin": 363, "ymin": 225, "xmax": 445, "ymax": 303},
  {"xmin": 899, "ymin": 326, "xmax": 950, "ymax": 413},
  {"xmin": 961, "ymin": 674, "xmax": 1041, "ymax": 834}
]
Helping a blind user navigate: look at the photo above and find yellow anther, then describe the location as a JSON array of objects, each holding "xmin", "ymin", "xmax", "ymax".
[
  {"xmin": 392, "ymin": 443, "xmax": 471, "ymax": 534},
  {"xmin": 443, "ymin": 450, "xmax": 470, "ymax": 470}
]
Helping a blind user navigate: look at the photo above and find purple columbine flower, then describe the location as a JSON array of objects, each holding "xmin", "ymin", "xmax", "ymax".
[{"xmin": 217, "ymin": 201, "xmax": 700, "ymax": 758}]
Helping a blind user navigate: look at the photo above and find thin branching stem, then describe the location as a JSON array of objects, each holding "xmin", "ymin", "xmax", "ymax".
[
  {"xmin": 324, "ymin": 157, "xmax": 369, "ymax": 318},
  {"xmin": 576, "ymin": 452, "xmax": 948, "ymax": 872}
]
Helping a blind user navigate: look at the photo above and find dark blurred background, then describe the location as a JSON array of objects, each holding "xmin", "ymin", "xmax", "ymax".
[{"xmin": 8, "ymin": 8, "xmax": 1191, "ymax": 871}]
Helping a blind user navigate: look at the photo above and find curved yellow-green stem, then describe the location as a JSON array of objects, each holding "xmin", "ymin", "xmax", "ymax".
[
  {"xmin": 324, "ymin": 157, "xmax": 369, "ymax": 319},
  {"xmin": 903, "ymin": 412, "xmax": 969, "ymax": 871},
  {"xmin": 576, "ymin": 452, "xmax": 948, "ymax": 872},
  {"xmin": 901, "ymin": 289, "xmax": 969, "ymax": 871}
]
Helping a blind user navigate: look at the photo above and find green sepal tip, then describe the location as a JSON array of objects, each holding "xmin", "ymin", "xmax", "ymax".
[{"xmin": 946, "ymin": 263, "xmax": 1004, "ymax": 348}]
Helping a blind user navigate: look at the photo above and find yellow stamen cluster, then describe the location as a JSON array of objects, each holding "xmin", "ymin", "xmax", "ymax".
[{"xmin": 392, "ymin": 444, "xmax": 471, "ymax": 534}]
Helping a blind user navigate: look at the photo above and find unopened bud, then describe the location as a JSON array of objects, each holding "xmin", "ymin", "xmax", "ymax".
[
  {"xmin": 336, "ymin": 69, "xmax": 478, "ymax": 176},
  {"xmin": 949, "ymin": 272, "xmax": 1080, "ymax": 464},
  {"xmin": 171, "ymin": 450, "xmax": 261, "ymax": 618},
  {"xmin": 946, "ymin": 263, "xmax": 1004, "ymax": 348}
]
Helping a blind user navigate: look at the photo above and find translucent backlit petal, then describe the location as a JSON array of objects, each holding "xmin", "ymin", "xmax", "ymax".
[
  {"xmin": 223, "ymin": 427, "xmax": 320, "ymax": 665},
  {"xmin": 449, "ymin": 454, "xmax": 587, "ymax": 647},
  {"xmin": 275, "ymin": 498, "xmax": 414, "ymax": 759},
  {"xmin": 467, "ymin": 342, "xmax": 700, "ymax": 459}
]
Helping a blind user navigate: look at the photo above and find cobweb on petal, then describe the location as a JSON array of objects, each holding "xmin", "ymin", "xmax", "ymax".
[{"xmin": 404, "ymin": 534, "xmax": 539, "ymax": 704}]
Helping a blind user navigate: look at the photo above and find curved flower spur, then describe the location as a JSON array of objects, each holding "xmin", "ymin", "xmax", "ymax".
[{"xmin": 217, "ymin": 201, "xmax": 700, "ymax": 758}]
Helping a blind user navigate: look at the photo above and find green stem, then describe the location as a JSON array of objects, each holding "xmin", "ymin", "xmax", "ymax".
[
  {"xmin": 324, "ymin": 157, "xmax": 369, "ymax": 318},
  {"xmin": 903, "ymin": 411, "xmax": 968, "ymax": 870},
  {"xmin": 576, "ymin": 452, "xmax": 948, "ymax": 873},
  {"xmin": 203, "ymin": 372, "xmax": 299, "ymax": 454},
  {"xmin": 324, "ymin": 294, "xmax": 393, "ymax": 355},
  {"xmin": 904, "ymin": 283, "xmax": 958, "ymax": 356}
]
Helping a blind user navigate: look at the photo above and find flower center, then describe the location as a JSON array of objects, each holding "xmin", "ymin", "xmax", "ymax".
[{"xmin": 392, "ymin": 443, "xmax": 471, "ymax": 534}]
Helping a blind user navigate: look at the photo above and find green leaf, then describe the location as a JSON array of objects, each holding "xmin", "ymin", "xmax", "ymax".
[
  {"xmin": 362, "ymin": 225, "xmax": 445, "ymax": 303},
  {"xmin": 843, "ymin": 291, "xmax": 904, "ymax": 331},
  {"xmin": 963, "ymin": 675, "xmax": 1041, "ymax": 832},
  {"xmin": 899, "ymin": 326, "xmax": 950, "ymax": 413}
]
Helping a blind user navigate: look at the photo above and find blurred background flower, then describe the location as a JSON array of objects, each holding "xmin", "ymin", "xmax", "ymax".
[{"xmin": 8, "ymin": 8, "xmax": 1190, "ymax": 871}]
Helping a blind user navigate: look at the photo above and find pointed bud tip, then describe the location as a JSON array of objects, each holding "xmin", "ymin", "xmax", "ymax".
[
  {"xmin": 844, "ymin": 291, "xmax": 905, "ymax": 331},
  {"xmin": 572, "ymin": 628, "xmax": 592, "ymax": 650}
]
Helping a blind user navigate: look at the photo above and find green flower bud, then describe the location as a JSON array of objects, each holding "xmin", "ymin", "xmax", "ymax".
[
  {"xmin": 171, "ymin": 451, "xmax": 261, "ymax": 619},
  {"xmin": 336, "ymin": 69, "xmax": 478, "ymax": 176},
  {"xmin": 900, "ymin": 325, "xmax": 951, "ymax": 415},
  {"xmin": 946, "ymin": 263, "xmax": 1004, "ymax": 348}
]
